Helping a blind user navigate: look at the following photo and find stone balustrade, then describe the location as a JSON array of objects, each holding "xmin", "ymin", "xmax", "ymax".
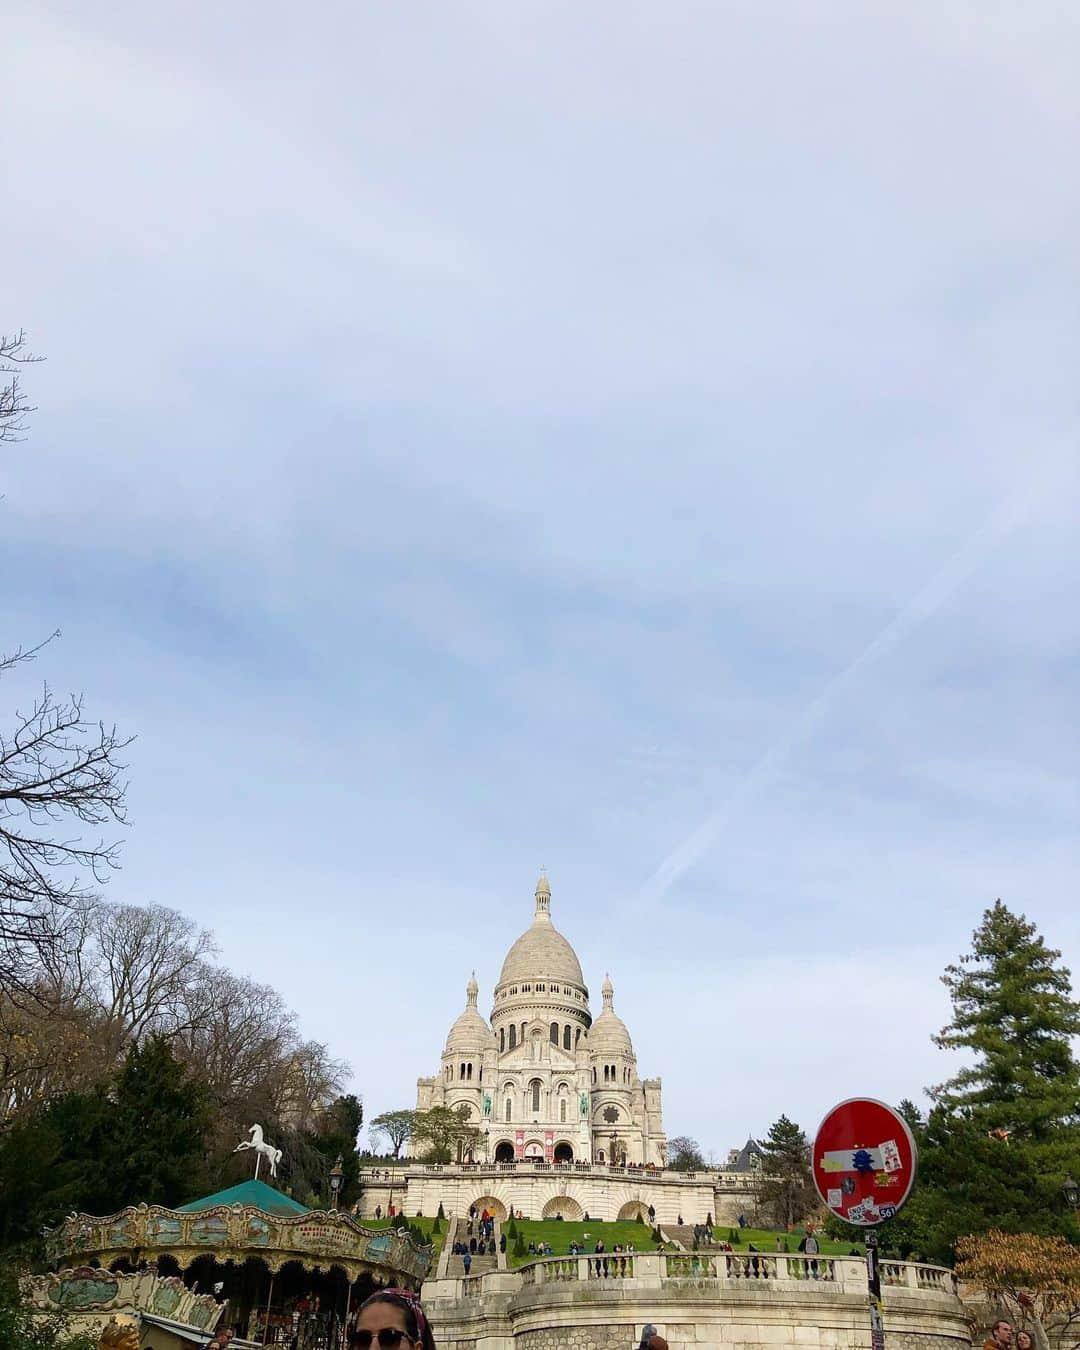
[
  {"xmin": 361, "ymin": 1162, "xmax": 757, "ymax": 1187},
  {"xmin": 424, "ymin": 1253, "xmax": 970, "ymax": 1350},
  {"xmin": 508, "ymin": 1251, "xmax": 958, "ymax": 1291}
]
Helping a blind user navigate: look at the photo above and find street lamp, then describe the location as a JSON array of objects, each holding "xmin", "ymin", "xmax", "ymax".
[
  {"xmin": 1063, "ymin": 1175, "xmax": 1080, "ymax": 1211},
  {"xmin": 329, "ymin": 1155, "xmax": 344, "ymax": 1211}
]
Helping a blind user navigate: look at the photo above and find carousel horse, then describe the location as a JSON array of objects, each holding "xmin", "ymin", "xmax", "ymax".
[{"xmin": 234, "ymin": 1123, "xmax": 283, "ymax": 1178}]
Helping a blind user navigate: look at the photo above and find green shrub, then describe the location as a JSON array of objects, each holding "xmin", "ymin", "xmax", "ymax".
[
  {"xmin": 437, "ymin": 1201, "xmax": 446, "ymax": 1220},
  {"xmin": 513, "ymin": 1231, "xmax": 526, "ymax": 1259},
  {"xmin": 431, "ymin": 1215, "xmax": 441, "ymax": 1235}
]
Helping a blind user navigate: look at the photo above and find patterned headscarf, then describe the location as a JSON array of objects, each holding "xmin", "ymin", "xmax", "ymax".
[{"xmin": 364, "ymin": 1289, "xmax": 429, "ymax": 1343}]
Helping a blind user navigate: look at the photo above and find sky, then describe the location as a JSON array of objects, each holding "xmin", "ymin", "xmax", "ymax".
[{"xmin": 2, "ymin": 1, "xmax": 1079, "ymax": 1158}]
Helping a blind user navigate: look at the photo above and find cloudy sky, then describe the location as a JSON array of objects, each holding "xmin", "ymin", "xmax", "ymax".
[{"xmin": 3, "ymin": 2, "xmax": 1079, "ymax": 1157}]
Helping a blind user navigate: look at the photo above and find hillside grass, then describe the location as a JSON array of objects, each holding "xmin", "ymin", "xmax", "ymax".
[
  {"xmin": 506, "ymin": 1219, "xmax": 652, "ymax": 1266},
  {"xmin": 506, "ymin": 1219, "xmax": 858, "ymax": 1265}
]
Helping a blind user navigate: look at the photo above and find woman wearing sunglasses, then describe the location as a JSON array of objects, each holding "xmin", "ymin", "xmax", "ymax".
[{"xmin": 349, "ymin": 1290, "xmax": 436, "ymax": 1350}]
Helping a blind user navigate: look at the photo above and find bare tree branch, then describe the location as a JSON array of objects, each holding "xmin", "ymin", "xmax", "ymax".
[
  {"xmin": 0, "ymin": 640, "xmax": 132, "ymax": 996},
  {"xmin": 0, "ymin": 330, "xmax": 43, "ymax": 444}
]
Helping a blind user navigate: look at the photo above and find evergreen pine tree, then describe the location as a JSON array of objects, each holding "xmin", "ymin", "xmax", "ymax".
[
  {"xmin": 758, "ymin": 1115, "xmax": 815, "ymax": 1229},
  {"xmin": 108, "ymin": 1036, "xmax": 212, "ymax": 1207},
  {"xmin": 932, "ymin": 901, "xmax": 1080, "ymax": 1138},
  {"xmin": 888, "ymin": 902, "xmax": 1080, "ymax": 1262}
]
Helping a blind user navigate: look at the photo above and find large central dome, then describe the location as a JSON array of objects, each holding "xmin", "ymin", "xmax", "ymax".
[{"xmin": 496, "ymin": 872, "xmax": 586, "ymax": 990}]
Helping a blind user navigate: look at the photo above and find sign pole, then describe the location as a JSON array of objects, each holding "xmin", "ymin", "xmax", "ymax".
[
  {"xmin": 866, "ymin": 1228, "xmax": 884, "ymax": 1350},
  {"xmin": 811, "ymin": 1099, "xmax": 919, "ymax": 1350}
]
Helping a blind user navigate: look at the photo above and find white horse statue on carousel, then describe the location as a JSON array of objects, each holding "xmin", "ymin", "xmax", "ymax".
[{"xmin": 234, "ymin": 1123, "xmax": 283, "ymax": 1180}]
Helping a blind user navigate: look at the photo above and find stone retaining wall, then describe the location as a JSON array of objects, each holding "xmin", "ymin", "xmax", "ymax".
[{"xmin": 422, "ymin": 1256, "xmax": 972, "ymax": 1350}]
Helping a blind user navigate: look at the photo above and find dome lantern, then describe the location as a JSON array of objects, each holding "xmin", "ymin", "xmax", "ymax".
[{"xmin": 534, "ymin": 869, "xmax": 551, "ymax": 918}]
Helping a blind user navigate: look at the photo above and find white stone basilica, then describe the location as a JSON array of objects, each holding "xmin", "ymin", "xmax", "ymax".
[{"xmin": 415, "ymin": 873, "xmax": 667, "ymax": 1168}]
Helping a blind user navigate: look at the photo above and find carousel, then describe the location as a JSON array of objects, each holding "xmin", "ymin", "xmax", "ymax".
[{"xmin": 42, "ymin": 1127, "xmax": 433, "ymax": 1350}]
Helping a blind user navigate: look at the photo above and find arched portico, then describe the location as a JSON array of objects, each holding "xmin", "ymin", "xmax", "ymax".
[
  {"xmin": 494, "ymin": 1141, "xmax": 515, "ymax": 1163},
  {"xmin": 553, "ymin": 1142, "xmax": 574, "ymax": 1163},
  {"xmin": 618, "ymin": 1200, "xmax": 649, "ymax": 1221},
  {"xmin": 470, "ymin": 1195, "xmax": 507, "ymax": 1221},
  {"xmin": 541, "ymin": 1195, "xmax": 583, "ymax": 1220}
]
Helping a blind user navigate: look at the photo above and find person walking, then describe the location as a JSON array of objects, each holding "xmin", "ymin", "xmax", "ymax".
[{"xmin": 462, "ymin": 1250, "xmax": 472, "ymax": 1276}]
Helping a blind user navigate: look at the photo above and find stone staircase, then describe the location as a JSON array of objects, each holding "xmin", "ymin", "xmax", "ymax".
[
  {"xmin": 663, "ymin": 1224, "xmax": 725, "ymax": 1251},
  {"xmin": 445, "ymin": 1215, "xmax": 501, "ymax": 1277}
]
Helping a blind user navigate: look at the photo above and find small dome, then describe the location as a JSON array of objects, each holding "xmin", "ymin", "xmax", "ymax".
[
  {"xmin": 589, "ymin": 973, "xmax": 633, "ymax": 1054},
  {"xmin": 497, "ymin": 876, "xmax": 585, "ymax": 990},
  {"xmin": 444, "ymin": 973, "xmax": 495, "ymax": 1054}
]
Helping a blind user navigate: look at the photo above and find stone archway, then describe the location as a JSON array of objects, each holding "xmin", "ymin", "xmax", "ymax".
[
  {"xmin": 542, "ymin": 1195, "xmax": 583, "ymax": 1220},
  {"xmin": 553, "ymin": 1142, "xmax": 574, "ymax": 1163},
  {"xmin": 471, "ymin": 1195, "xmax": 507, "ymax": 1221},
  {"xmin": 618, "ymin": 1200, "xmax": 649, "ymax": 1222},
  {"xmin": 494, "ymin": 1141, "xmax": 515, "ymax": 1163}
]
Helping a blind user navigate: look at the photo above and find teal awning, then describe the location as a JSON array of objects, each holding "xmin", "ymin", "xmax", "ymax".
[{"xmin": 177, "ymin": 1179, "xmax": 309, "ymax": 1216}]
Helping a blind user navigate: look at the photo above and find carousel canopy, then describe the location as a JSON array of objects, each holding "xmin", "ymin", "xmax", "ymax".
[{"xmin": 176, "ymin": 1179, "xmax": 309, "ymax": 1216}]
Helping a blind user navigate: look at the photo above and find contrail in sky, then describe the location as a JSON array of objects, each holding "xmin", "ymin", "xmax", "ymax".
[{"xmin": 636, "ymin": 457, "xmax": 1073, "ymax": 911}]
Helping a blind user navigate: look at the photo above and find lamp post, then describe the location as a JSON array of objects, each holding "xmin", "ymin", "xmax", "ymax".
[
  {"xmin": 329, "ymin": 1155, "xmax": 344, "ymax": 1211},
  {"xmin": 1063, "ymin": 1175, "xmax": 1080, "ymax": 1212}
]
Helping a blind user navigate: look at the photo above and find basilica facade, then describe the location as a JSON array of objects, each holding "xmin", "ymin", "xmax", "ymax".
[{"xmin": 415, "ymin": 873, "xmax": 667, "ymax": 1168}]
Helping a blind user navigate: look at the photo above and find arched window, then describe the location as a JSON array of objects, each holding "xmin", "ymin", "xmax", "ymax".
[
  {"xmin": 550, "ymin": 1022, "xmax": 559, "ymax": 1044},
  {"xmin": 500, "ymin": 1028, "xmax": 505, "ymax": 1052},
  {"xmin": 460, "ymin": 1063, "xmax": 466, "ymax": 1080},
  {"xmin": 603, "ymin": 1065, "xmax": 609, "ymax": 1083},
  {"xmin": 592, "ymin": 1066, "xmax": 597, "ymax": 1083},
  {"xmin": 505, "ymin": 1098, "xmax": 512, "ymax": 1122},
  {"xmin": 508, "ymin": 1026, "xmax": 517, "ymax": 1050},
  {"xmin": 560, "ymin": 1098, "xmax": 567, "ymax": 1122},
  {"xmin": 563, "ymin": 1025, "xmax": 572, "ymax": 1050},
  {"xmin": 530, "ymin": 1079, "xmax": 542, "ymax": 1112},
  {"xmin": 576, "ymin": 1029, "xmax": 582, "ymax": 1047},
  {"xmin": 466, "ymin": 1063, "xmax": 473, "ymax": 1080}
]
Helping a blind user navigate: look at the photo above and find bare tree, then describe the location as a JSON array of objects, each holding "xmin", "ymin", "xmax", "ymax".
[
  {"xmin": 0, "ymin": 641, "xmax": 132, "ymax": 995},
  {"xmin": 89, "ymin": 901, "xmax": 215, "ymax": 1052},
  {"xmin": 277, "ymin": 1039, "xmax": 348, "ymax": 1135},
  {"xmin": 0, "ymin": 330, "xmax": 42, "ymax": 444}
]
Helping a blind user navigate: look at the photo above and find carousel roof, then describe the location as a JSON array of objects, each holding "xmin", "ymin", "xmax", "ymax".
[{"xmin": 177, "ymin": 1178, "xmax": 309, "ymax": 1215}]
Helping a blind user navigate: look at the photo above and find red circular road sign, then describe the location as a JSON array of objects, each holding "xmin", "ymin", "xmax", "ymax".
[{"xmin": 812, "ymin": 1098, "xmax": 918, "ymax": 1226}]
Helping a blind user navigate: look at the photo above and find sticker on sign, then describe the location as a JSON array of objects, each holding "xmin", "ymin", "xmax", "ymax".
[{"xmin": 812, "ymin": 1098, "xmax": 917, "ymax": 1226}]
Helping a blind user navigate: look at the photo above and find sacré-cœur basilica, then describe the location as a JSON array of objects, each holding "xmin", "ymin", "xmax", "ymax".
[
  {"xmin": 418, "ymin": 870, "xmax": 667, "ymax": 1169},
  {"xmin": 360, "ymin": 873, "xmax": 765, "ymax": 1223}
]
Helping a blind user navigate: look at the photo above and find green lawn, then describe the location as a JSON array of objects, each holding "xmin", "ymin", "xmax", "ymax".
[
  {"xmin": 506, "ymin": 1219, "xmax": 653, "ymax": 1266},
  {"xmin": 504, "ymin": 1219, "xmax": 858, "ymax": 1266},
  {"xmin": 685, "ymin": 1225, "xmax": 858, "ymax": 1257}
]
